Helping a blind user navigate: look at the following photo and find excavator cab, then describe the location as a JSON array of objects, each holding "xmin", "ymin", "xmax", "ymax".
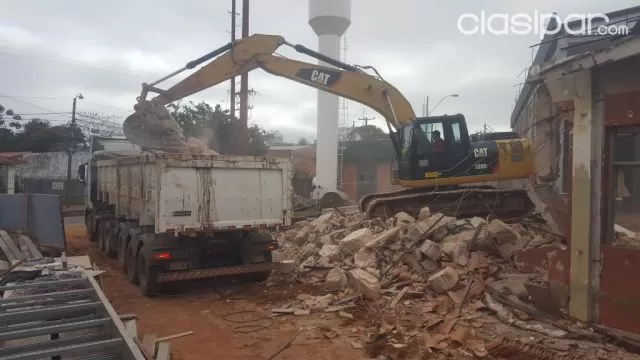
[{"xmin": 396, "ymin": 114, "xmax": 472, "ymax": 182}]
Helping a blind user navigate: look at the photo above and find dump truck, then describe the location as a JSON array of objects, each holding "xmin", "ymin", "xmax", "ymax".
[{"xmin": 78, "ymin": 136, "xmax": 293, "ymax": 295}]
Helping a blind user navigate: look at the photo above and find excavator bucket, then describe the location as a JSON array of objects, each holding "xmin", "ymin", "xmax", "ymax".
[{"xmin": 122, "ymin": 100, "xmax": 189, "ymax": 152}]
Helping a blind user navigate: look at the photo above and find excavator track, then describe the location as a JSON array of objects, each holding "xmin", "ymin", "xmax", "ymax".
[{"xmin": 360, "ymin": 186, "xmax": 535, "ymax": 220}]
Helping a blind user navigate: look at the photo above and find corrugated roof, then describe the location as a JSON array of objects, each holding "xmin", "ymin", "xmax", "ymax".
[{"xmin": 511, "ymin": 5, "xmax": 640, "ymax": 128}]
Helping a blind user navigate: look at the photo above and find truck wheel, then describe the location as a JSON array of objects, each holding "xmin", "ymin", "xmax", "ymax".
[
  {"xmin": 237, "ymin": 252, "xmax": 272, "ymax": 283},
  {"xmin": 105, "ymin": 221, "xmax": 118, "ymax": 259},
  {"xmin": 137, "ymin": 251, "xmax": 159, "ymax": 296},
  {"xmin": 86, "ymin": 211, "xmax": 97, "ymax": 243},
  {"xmin": 97, "ymin": 220, "xmax": 107, "ymax": 251},
  {"xmin": 126, "ymin": 241, "xmax": 139, "ymax": 285},
  {"xmin": 117, "ymin": 233, "xmax": 129, "ymax": 273}
]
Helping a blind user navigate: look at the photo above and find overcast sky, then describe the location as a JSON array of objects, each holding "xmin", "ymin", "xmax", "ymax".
[{"xmin": 1, "ymin": 0, "xmax": 638, "ymax": 142}]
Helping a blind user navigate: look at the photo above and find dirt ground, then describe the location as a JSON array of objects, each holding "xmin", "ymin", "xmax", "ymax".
[{"xmin": 65, "ymin": 225, "xmax": 366, "ymax": 360}]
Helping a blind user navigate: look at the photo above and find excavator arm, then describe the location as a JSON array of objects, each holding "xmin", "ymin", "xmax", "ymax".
[{"xmin": 123, "ymin": 34, "xmax": 416, "ymax": 152}]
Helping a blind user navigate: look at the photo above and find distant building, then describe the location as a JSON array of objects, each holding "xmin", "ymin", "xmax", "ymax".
[
  {"xmin": 340, "ymin": 139, "xmax": 402, "ymax": 201},
  {"xmin": 0, "ymin": 152, "xmax": 26, "ymax": 194},
  {"xmin": 266, "ymin": 145, "xmax": 316, "ymax": 198},
  {"xmin": 0, "ymin": 151, "xmax": 89, "ymax": 202},
  {"xmin": 511, "ymin": 5, "xmax": 640, "ymax": 235}
]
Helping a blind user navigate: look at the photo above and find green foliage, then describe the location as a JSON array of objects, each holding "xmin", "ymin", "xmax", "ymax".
[
  {"xmin": 347, "ymin": 125, "xmax": 388, "ymax": 141},
  {"xmin": 297, "ymin": 137, "xmax": 310, "ymax": 146},
  {"xmin": 169, "ymin": 100, "xmax": 282, "ymax": 156},
  {"xmin": 0, "ymin": 105, "xmax": 87, "ymax": 152}
]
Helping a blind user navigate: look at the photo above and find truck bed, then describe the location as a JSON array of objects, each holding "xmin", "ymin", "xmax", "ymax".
[{"xmin": 96, "ymin": 153, "xmax": 293, "ymax": 233}]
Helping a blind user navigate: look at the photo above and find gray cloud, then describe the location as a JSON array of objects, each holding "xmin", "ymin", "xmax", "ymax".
[{"xmin": 1, "ymin": 0, "xmax": 638, "ymax": 141}]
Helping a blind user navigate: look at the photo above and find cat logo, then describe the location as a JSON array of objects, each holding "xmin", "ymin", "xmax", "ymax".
[
  {"xmin": 310, "ymin": 70, "xmax": 332, "ymax": 86},
  {"xmin": 473, "ymin": 147, "xmax": 488, "ymax": 158},
  {"xmin": 295, "ymin": 68, "xmax": 341, "ymax": 87}
]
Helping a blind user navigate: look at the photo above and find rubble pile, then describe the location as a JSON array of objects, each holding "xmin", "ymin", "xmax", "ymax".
[{"xmin": 271, "ymin": 209, "xmax": 638, "ymax": 359}]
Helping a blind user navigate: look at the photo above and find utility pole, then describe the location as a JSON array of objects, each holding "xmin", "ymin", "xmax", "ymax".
[
  {"xmin": 228, "ymin": 0, "xmax": 238, "ymax": 119},
  {"xmin": 358, "ymin": 115, "xmax": 374, "ymax": 127},
  {"xmin": 238, "ymin": 0, "xmax": 250, "ymax": 155},
  {"xmin": 423, "ymin": 96, "xmax": 429, "ymax": 116},
  {"xmin": 66, "ymin": 93, "xmax": 82, "ymax": 204},
  {"xmin": 358, "ymin": 114, "xmax": 375, "ymax": 139}
]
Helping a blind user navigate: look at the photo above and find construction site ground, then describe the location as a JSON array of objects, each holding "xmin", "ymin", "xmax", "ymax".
[
  {"xmin": 63, "ymin": 210, "xmax": 640, "ymax": 360},
  {"xmin": 65, "ymin": 222, "xmax": 363, "ymax": 360}
]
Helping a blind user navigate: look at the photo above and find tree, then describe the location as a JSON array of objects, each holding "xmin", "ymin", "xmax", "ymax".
[
  {"xmin": 297, "ymin": 137, "xmax": 310, "ymax": 146},
  {"xmin": 16, "ymin": 119, "xmax": 86, "ymax": 153},
  {"xmin": 169, "ymin": 100, "xmax": 279, "ymax": 156},
  {"xmin": 0, "ymin": 105, "xmax": 87, "ymax": 152},
  {"xmin": 347, "ymin": 124, "xmax": 387, "ymax": 141}
]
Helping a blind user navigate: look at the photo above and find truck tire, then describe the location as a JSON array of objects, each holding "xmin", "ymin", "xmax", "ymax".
[
  {"xmin": 137, "ymin": 248, "xmax": 159, "ymax": 296},
  {"xmin": 126, "ymin": 241, "xmax": 139, "ymax": 285},
  {"xmin": 104, "ymin": 220, "xmax": 118, "ymax": 259},
  {"xmin": 97, "ymin": 220, "xmax": 107, "ymax": 252},
  {"xmin": 116, "ymin": 225, "xmax": 129, "ymax": 272},
  {"xmin": 86, "ymin": 210, "xmax": 97, "ymax": 242},
  {"xmin": 237, "ymin": 252, "xmax": 273, "ymax": 283}
]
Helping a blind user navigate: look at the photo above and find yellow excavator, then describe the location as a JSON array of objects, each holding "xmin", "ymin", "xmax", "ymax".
[{"xmin": 123, "ymin": 34, "xmax": 536, "ymax": 220}]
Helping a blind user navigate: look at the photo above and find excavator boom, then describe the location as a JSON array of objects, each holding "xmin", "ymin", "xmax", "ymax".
[{"xmin": 124, "ymin": 33, "xmax": 414, "ymax": 152}]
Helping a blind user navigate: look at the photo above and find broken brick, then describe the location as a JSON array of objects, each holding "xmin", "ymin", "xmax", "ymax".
[
  {"xmin": 326, "ymin": 267, "xmax": 348, "ymax": 291},
  {"xmin": 339, "ymin": 228, "xmax": 372, "ymax": 255},
  {"xmin": 319, "ymin": 244, "xmax": 341, "ymax": 262},
  {"xmin": 418, "ymin": 207, "xmax": 431, "ymax": 221},
  {"xmin": 354, "ymin": 247, "xmax": 377, "ymax": 268},
  {"xmin": 348, "ymin": 268, "xmax": 381, "ymax": 299},
  {"xmin": 419, "ymin": 240, "xmax": 442, "ymax": 261},
  {"xmin": 428, "ymin": 266, "xmax": 459, "ymax": 293},
  {"xmin": 394, "ymin": 212, "xmax": 415, "ymax": 224}
]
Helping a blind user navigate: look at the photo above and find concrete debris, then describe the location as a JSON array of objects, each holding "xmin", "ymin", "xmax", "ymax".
[
  {"xmin": 354, "ymin": 247, "xmax": 377, "ymax": 268},
  {"xmin": 394, "ymin": 212, "xmax": 415, "ymax": 225},
  {"xmin": 339, "ymin": 228, "xmax": 373, "ymax": 255},
  {"xmin": 348, "ymin": 268, "xmax": 381, "ymax": 300},
  {"xmin": 268, "ymin": 207, "xmax": 635, "ymax": 360},
  {"xmin": 319, "ymin": 244, "xmax": 341, "ymax": 263},
  {"xmin": 275, "ymin": 259, "xmax": 296, "ymax": 274},
  {"xmin": 365, "ymin": 226, "xmax": 403, "ymax": 248},
  {"xmin": 418, "ymin": 207, "xmax": 431, "ymax": 221},
  {"xmin": 487, "ymin": 219, "xmax": 523, "ymax": 259},
  {"xmin": 418, "ymin": 240, "xmax": 442, "ymax": 261},
  {"xmin": 427, "ymin": 266, "xmax": 459, "ymax": 293},
  {"xmin": 338, "ymin": 311, "xmax": 354, "ymax": 319},
  {"xmin": 325, "ymin": 267, "xmax": 348, "ymax": 291},
  {"xmin": 294, "ymin": 228, "xmax": 310, "ymax": 246},
  {"xmin": 303, "ymin": 294, "xmax": 334, "ymax": 311},
  {"xmin": 442, "ymin": 241, "xmax": 468, "ymax": 266},
  {"xmin": 490, "ymin": 278, "xmax": 530, "ymax": 300},
  {"xmin": 300, "ymin": 243, "xmax": 317, "ymax": 260},
  {"xmin": 294, "ymin": 309, "xmax": 311, "ymax": 316}
]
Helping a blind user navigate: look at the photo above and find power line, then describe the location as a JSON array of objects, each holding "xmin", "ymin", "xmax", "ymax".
[
  {"xmin": 0, "ymin": 45, "xmax": 160, "ymax": 80},
  {"xmin": 81, "ymin": 100, "xmax": 131, "ymax": 113},
  {"xmin": 0, "ymin": 94, "xmax": 71, "ymax": 119},
  {"xmin": 0, "ymin": 95, "xmax": 61, "ymax": 100}
]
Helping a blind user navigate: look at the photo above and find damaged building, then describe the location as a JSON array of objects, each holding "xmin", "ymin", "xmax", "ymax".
[{"xmin": 511, "ymin": 5, "xmax": 640, "ymax": 333}]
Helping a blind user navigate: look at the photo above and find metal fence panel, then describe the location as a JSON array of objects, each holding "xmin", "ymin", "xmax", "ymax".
[{"xmin": 0, "ymin": 194, "xmax": 66, "ymax": 250}]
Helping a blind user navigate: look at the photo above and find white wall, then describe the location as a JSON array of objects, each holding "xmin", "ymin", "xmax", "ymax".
[{"xmin": 15, "ymin": 151, "xmax": 90, "ymax": 179}]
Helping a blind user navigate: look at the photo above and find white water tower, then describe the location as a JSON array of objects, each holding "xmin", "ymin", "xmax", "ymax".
[{"xmin": 309, "ymin": 0, "xmax": 351, "ymax": 194}]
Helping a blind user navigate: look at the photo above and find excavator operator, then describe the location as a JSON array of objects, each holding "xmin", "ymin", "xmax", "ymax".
[{"xmin": 431, "ymin": 130, "xmax": 445, "ymax": 152}]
